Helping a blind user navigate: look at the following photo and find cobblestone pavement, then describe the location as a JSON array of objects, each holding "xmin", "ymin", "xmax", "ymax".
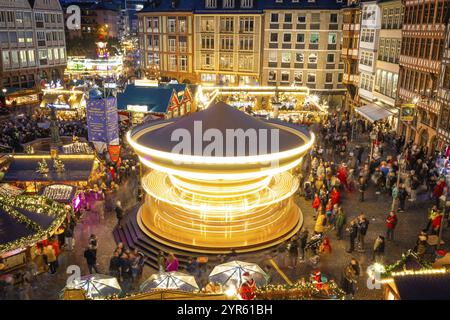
[{"xmin": 18, "ymin": 132, "xmax": 450, "ymax": 300}]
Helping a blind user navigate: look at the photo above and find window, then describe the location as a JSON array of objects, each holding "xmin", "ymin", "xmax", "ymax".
[
  {"xmin": 59, "ymin": 48, "xmax": 65, "ymax": 60},
  {"xmin": 169, "ymin": 54, "xmax": 177, "ymax": 71},
  {"xmin": 11, "ymin": 50, "xmax": 18, "ymax": 65},
  {"xmin": 15, "ymin": 12, "xmax": 23, "ymax": 25},
  {"xmin": 240, "ymin": 17, "xmax": 254, "ymax": 32},
  {"xmin": 268, "ymin": 51, "xmax": 277, "ymax": 63},
  {"xmin": 327, "ymin": 53, "xmax": 335, "ymax": 63},
  {"xmin": 241, "ymin": 0, "xmax": 253, "ymax": 8},
  {"xmin": 338, "ymin": 73, "xmax": 343, "ymax": 83},
  {"xmin": 239, "ymin": 54, "xmax": 253, "ymax": 70},
  {"xmin": 283, "ymin": 33, "xmax": 291, "ymax": 43},
  {"xmin": 268, "ymin": 70, "xmax": 276, "ymax": 81},
  {"xmin": 201, "ymin": 53, "xmax": 214, "ymax": 68},
  {"xmin": 325, "ymin": 73, "xmax": 333, "ymax": 83},
  {"xmin": 281, "ymin": 71, "xmax": 289, "ymax": 82},
  {"xmin": 179, "ymin": 37, "xmax": 187, "ymax": 53},
  {"xmin": 284, "ymin": 13, "xmax": 292, "ymax": 23},
  {"xmin": 18, "ymin": 32, "xmax": 25, "ymax": 43},
  {"xmin": 311, "ymin": 13, "xmax": 320, "ymax": 23},
  {"xmin": 179, "ymin": 18, "xmax": 187, "ymax": 33},
  {"xmin": 271, "ymin": 13, "xmax": 279, "ymax": 23},
  {"xmin": 47, "ymin": 48, "xmax": 52, "ymax": 61},
  {"xmin": 219, "ymin": 54, "xmax": 233, "ymax": 70},
  {"xmin": 308, "ymin": 53, "xmax": 318, "ymax": 63},
  {"xmin": 53, "ymin": 48, "xmax": 59, "ymax": 60},
  {"xmin": 9, "ymin": 32, "xmax": 17, "ymax": 44},
  {"xmin": 296, "ymin": 33, "xmax": 304, "ymax": 43},
  {"xmin": 294, "ymin": 72, "xmax": 302, "ymax": 83},
  {"xmin": 223, "ymin": 0, "xmax": 234, "ymax": 8},
  {"xmin": 328, "ymin": 33, "xmax": 337, "ymax": 45},
  {"xmin": 296, "ymin": 53, "xmax": 304, "ymax": 63},
  {"xmin": 220, "ymin": 17, "xmax": 234, "ymax": 32},
  {"xmin": 282, "ymin": 52, "xmax": 291, "ymax": 63},
  {"xmin": 168, "ymin": 18, "xmax": 176, "ymax": 33},
  {"xmin": 310, "ymin": 33, "xmax": 319, "ymax": 44},
  {"xmin": 201, "ymin": 17, "xmax": 214, "ymax": 32},
  {"xmin": 2, "ymin": 51, "xmax": 10, "ymax": 68},
  {"xmin": 25, "ymin": 31, "xmax": 33, "ymax": 44},
  {"xmin": 205, "ymin": 0, "xmax": 217, "ymax": 8},
  {"xmin": 270, "ymin": 33, "xmax": 278, "ymax": 42},
  {"xmin": 169, "ymin": 37, "xmax": 176, "ymax": 52},
  {"xmin": 28, "ymin": 50, "xmax": 35, "ymax": 66},
  {"xmin": 297, "ymin": 13, "xmax": 306, "ymax": 23},
  {"xmin": 201, "ymin": 35, "xmax": 214, "ymax": 49},
  {"xmin": 239, "ymin": 36, "xmax": 253, "ymax": 51},
  {"xmin": 220, "ymin": 36, "xmax": 234, "ymax": 50},
  {"xmin": 153, "ymin": 19, "xmax": 159, "ymax": 31},
  {"xmin": 330, "ymin": 13, "xmax": 338, "ymax": 23},
  {"xmin": 307, "ymin": 73, "xmax": 316, "ymax": 83}
]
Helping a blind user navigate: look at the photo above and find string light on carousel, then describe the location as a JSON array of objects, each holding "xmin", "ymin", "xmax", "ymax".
[{"xmin": 53, "ymin": 157, "xmax": 65, "ymax": 173}]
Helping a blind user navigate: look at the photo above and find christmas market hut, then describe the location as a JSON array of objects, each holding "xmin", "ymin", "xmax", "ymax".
[
  {"xmin": 2, "ymin": 154, "xmax": 96, "ymax": 193},
  {"xmin": 0, "ymin": 194, "xmax": 69, "ymax": 273},
  {"xmin": 383, "ymin": 269, "xmax": 450, "ymax": 300}
]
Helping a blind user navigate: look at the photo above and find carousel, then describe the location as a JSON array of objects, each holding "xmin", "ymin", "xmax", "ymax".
[{"xmin": 127, "ymin": 102, "xmax": 314, "ymax": 253}]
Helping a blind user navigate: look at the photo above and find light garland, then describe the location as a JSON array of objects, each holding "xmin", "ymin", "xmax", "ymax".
[
  {"xmin": 255, "ymin": 281, "xmax": 345, "ymax": 300},
  {"xmin": 0, "ymin": 194, "xmax": 71, "ymax": 254}
]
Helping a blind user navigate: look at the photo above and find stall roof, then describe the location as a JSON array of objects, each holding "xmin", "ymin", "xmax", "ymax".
[
  {"xmin": 0, "ymin": 195, "xmax": 67, "ymax": 254},
  {"xmin": 393, "ymin": 273, "xmax": 450, "ymax": 300},
  {"xmin": 355, "ymin": 104, "xmax": 396, "ymax": 123},
  {"xmin": 3, "ymin": 155, "xmax": 95, "ymax": 182},
  {"xmin": 117, "ymin": 85, "xmax": 175, "ymax": 114}
]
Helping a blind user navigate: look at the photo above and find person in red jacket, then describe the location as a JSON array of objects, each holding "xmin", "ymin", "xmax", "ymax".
[
  {"xmin": 330, "ymin": 187, "xmax": 341, "ymax": 205},
  {"xmin": 432, "ymin": 211, "xmax": 443, "ymax": 235},
  {"xmin": 239, "ymin": 272, "xmax": 256, "ymax": 300},
  {"xmin": 312, "ymin": 194, "xmax": 321, "ymax": 218},
  {"xmin": 433, "ymin": 179, "xmax": 446, "ymax": 205},
  {"xmin": 386, "ymin": 211, "xmax": 398, "ymax": 241}
]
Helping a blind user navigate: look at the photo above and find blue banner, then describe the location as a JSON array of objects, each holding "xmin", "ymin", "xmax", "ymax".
[{"xmin": 86, "ymin": 97, "xmax": 119, "ymax": 145}]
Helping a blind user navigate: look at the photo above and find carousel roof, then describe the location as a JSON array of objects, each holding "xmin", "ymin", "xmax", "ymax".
[
  {"xmin": 0, "ymin": 195, "xmax": 68, "ymax": 254},
  {"xmin": 133, "ymin": 102, "xmax": 306, "ymax": 156}
]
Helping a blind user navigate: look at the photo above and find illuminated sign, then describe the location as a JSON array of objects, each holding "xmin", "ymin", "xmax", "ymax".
[{"xmin": 127, "ymin": 105, "xmax": 148, "ymax": 113}]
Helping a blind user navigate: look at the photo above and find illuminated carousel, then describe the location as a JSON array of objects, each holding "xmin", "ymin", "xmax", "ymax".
[{"xmin": 127, "ymin": 102, "xmax": 314, "ymax": 254}]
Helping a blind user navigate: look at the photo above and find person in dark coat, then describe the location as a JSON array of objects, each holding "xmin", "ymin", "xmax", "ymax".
[
  {"xmin": 397, "ymin": 184, "xmax": 408, "ymax": 212},
  {"xmin": 347, "ymin": 219, "xmax": 358, "ymax": 253},
  {"xmin": 357, "ymin": 214, "xmax": 369, "ymax": 251},
  {"xmin": 358, "ymin": 175, "xmax": 367, "ymax": 202},
  {"xmin": 84, "ymin": 245, "xmax": 99, "ymax": 274},
  {"xmin": 298, "ymin": 229, "xmax": 309, "ymax": 260},
  {"xmin": 109, "ymin": 251, "xmax": 121, "ymax": 279}
]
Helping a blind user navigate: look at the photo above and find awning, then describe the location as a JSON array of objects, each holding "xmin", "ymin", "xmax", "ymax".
[{"xmin": 355, "ymin": 104, "xmax": 396, "ymax": 123}]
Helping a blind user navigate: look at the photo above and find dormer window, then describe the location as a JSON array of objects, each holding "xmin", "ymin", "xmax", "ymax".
[
  {"xmin": 223, "ymin": 0, "xmax": 234, "ymax": 8},
  {"xmin": 205, "ymin": 0, "xmax": 217, "ymax": 8},
  {"xmin": 241, "ymin": 0, "xmax": 253, "ymax": 8}
]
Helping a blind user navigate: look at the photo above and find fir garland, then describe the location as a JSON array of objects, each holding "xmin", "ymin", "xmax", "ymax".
[
  {"xmin": 382, "ymin": 249, "xmax": 433, "ymax": 276},
  {"xmin": 255, "ymin": 280, "xmax": 346, "ymax": 300},
  {"xmin": 0, "ymin": 194, "xmax": 71, "ymax": 254}
]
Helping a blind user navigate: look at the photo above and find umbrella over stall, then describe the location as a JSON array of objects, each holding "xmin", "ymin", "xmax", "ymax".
[
  {"xmin": 209, "ymin": 261, "xmax": 269, "ymax": 288},
  {"xmin": 140, "ymin": 271, "xmax": 199, "ymax": 293},
  {"xmin": 62, "ymin": 274, "xmax": 122, "ymax": 299}
]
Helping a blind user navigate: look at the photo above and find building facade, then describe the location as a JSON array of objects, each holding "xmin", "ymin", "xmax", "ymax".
[
  {"xmin": 194, "ymin": 1, "xmax": 263, "ymax": 86},
  {"xmin": 137, "ymin": 1, "xmax": 196, "ymax": 83},
  {"xmin": 398, "ymin": 0, "xmax": 448, "ymax": 151},
  {"xmin": 357, "ymin": 0, "xmax": 381, "ymax": 105},
  {"xmin": 372, "ymin": 0, "xmax": 403, "ymax": 129},
  {"xmin": 0, "ymin": 0, "xmax": 66, "ymax": 89},
  {"xmin": 342, "ymin": 0, "xmax": 362, "ymax": 113},
  {"xmin": 262, "ymin": 0, "xmax": 346, "ymax": 106},
  {"xmin": 437, "ymin": 20, "xmax": 450, "ymax": 152}
]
